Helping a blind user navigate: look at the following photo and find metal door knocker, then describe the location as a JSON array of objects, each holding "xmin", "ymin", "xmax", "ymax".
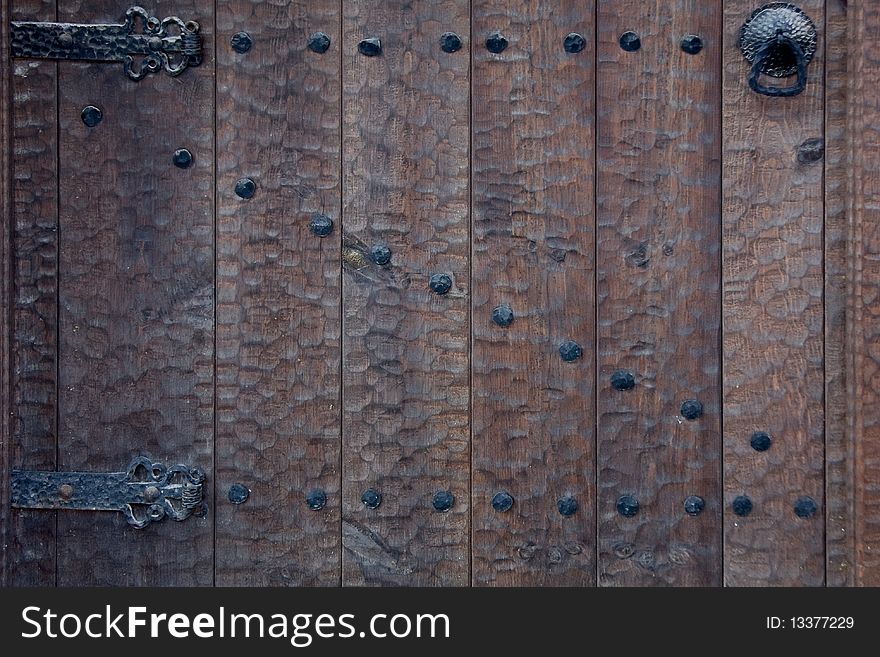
[{"xmin": 739, "ymin": 3, "xmax": 817, "ymax": 97}]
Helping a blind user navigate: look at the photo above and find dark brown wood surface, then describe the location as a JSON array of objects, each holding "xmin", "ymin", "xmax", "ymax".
[
  {"xmin": 7, "ymin": 0, "xmax": 57, "ymax": 586},
  {"xmin": 53, "ymin": 0, "xmax": 214, "ymax": 585},
  {"xmin": 596, "ymin": 1, "xmax": 722, "ymax": 586},
  {"xmin": 341, "ymin": 0, "xmax": 471, "ymax": 586},
  {"xmin": 722, "ymin": 0, "xmax": 826, "ymax": 586},
  {"xmin": 847, "ymin": 0, "xmax": 880, "ymax": 586},
  {"xmin": 471, "ymin": 1, "xmax": 596, "ymax": 586},
  {"xmin": 215, "ymin": 0, "xmax": 342, "ymax": 586},
  {"xmin": 825, "ymin": 0, "xmax": 852, "ymax": 587}
]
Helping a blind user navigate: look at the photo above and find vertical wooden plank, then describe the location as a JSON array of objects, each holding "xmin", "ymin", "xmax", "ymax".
[
  {"xmin": 722, "ymin": 0, "xmax": 825, "ymax": 586},
  {"xmin": 825, "ymin": 0, "xmax": 852, "ymax": 587},
  {"xmin": 847, "ymin": 0, "xmax": 880, "ymax": 586},
  {"xmin": 215, "ymin": 1, "xmax": 342, "ymax": 586},
  {"xmin": 55, "ymin": 0, "xmax": 214, "ymax": 585},
  {"xmin": 341, "ymin": 0, "xmax": 470, "ymax": 586},
  {"xmin": 0, "ymin": 0, "xmax": 12, "ymax": 588},
  {"xmin": 471, "ymin": 2, "xmax": 596, "ymax": 586},
  {"xmin": 6, "ymin": 0, "xmax": 58, "ymax": 586},
  {"xmin": 596, "ymin": 2, "xmax": 722, "ymax": 585}
]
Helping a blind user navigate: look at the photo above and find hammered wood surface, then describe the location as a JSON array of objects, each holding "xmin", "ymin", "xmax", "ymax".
[
  {"xmin": 471, "ymin": 0, "xmax": 596, "ymax": 586},
  {"xmin": 3, "ymin": 0, "xmax": 880, "ymax": 587},
  {"xmin": 7, "ymin": 0, "xmax": 56, "ymax": 585},
  {"xmin": 722, "ymin": 0, "xmax": 826, "ymax": 586},
  {"xmin": 53, "ymin": 0, "xmax": 214, "ymax": 585},
  {"xmin": 215, "ymin": 0, "xmax": 342, "ymax": 587},
  {"xmin": 341, "ymin": 0, "xmax": 470, "ymax": 586}
]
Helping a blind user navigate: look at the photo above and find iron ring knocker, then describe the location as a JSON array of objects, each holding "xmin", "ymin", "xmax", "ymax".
[{"xmin": 748, "ymin": 32, "xmax": 807, "ymax": 97}]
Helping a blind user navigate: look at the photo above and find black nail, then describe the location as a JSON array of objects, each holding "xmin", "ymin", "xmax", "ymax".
[
  {"xmin": 750, "ymin": 431, "xmax": 772, "ymax": 452},
  {"xmin": 684, "ymin": 495, "xmax": 705, "ymax": 516},
  {"xmin": 486, "ymin": 32, "xmax": 508, "ymax": 54},
  {"xmin": 429, "ymin": 273, "xmax": 453, "ymax": 295},
  {"xmin": 559, "ymin": 340, "xmax": 583, "ymax": 362},
  {"xmin": 617, "ymin": 495, "xmax": 639, "ymax": 517},
  {"xmin": 358, "ymin": 37, "xmax": 382, "ymax": 57},
  {"xmin": 308, "ymin": 32, "xmax": 331, "ymax": 54},
  {"xmin": 81, "ymin": 105, "xmax": 103, "ymax": 127},
  {"xmin": 731, "ymin": 495, "xmax": 753, "ymax": 517},
  {"xmin": 234, "ymin": 178, "xmax": 256, "ymax": 199},
  {"xmin": 794, "ymin": 496, "xmax": 818, "ymax": 519},
  {"xmin": 680, "ymin": 34, "xmax": 703, "ymax": 54},
  {"xmin": 797, "ymin": 138, "xmax": 825, "ymax": 164},
  {"xmin": 440, "ymin": 32, "xmax": 462, "ymax": 53},
  {"xmin": 564, "ymin": 32, "xmax": 586, "ymax": 53},
  {"xmin": 680, "ymin": 399, "xmax": 703, "ymax": 421},
  {"xmin": 172, "ymin": 148, "xmax": 193, "ymax": 169},
  {"xmin": 492, "ymin": 491, "xmax": 514, "ymax": 512},
  {"xmin": 610, "ymin": 369, "xmax": 635, "ymax": 391},
  {"xmin": 309, "ymin": 214, "xmax": 333, "ymax": 237},
  {"xmin": 492, "ymin": 304, "xmax": 514, "ymax": 327},
  {"xmin": 231, "ymin": 31, "xmax": 252, "ymax": 54},
  {"xmin": 370, "ymin": 244, "xmax": 392, "ymax": 265},
  {"xmin": 619, "ymin": 31, "xmax": 641, "ymax": 52},
  {"xmin": 361, "ymin": 488, "xmax": 382, "ymax": 509},
  {"xmin": 305, "ymin": 489, "xmax": 327, "ymax": 510},
  {"xmin": 432, "ymin": 490, "xmax": 455, "ymax": 512},
  {"xmin": 228, "ymin": 483, "xmax": 249, "ymax": 505},
  {"xmin": 557, "ymin": 496, "xmax": 578, "ymax": 516}
]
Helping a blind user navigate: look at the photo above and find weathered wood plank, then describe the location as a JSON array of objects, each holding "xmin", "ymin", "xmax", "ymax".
[
  {"xmin": 722, "ymin": 0, "xmax": 825, "ymax": 586},
  {"xmin": 596, "ymin": 1, "xmax": 722, "ymax": 586},
  {"xmin": 341, "ymin": 0, "xmax": 470, "ymax": 586},
  {"xmin": 471, "ymin": 1, "xmax": 596, "ymax": 586},
  {"xmin": 847, "ymin": 0, "xmax": 880, "ymax": 586},
  {"xmin": 55, "ymin": 0, "xmax": 214, "ymax": 585},
  {"xmin": 215, "ymin": 0, "xmax": 342, "ymax": 586},
  {"xmin": 0, "ymin": 0, "xmax": 12, "ymax": 588},
  {"xmin": 825, "ymin": 0, "xmax": 852, "ymax": 587},
  {"xmin": 6, "ymin": 0, "xmax": 58, "ymax": 586}
]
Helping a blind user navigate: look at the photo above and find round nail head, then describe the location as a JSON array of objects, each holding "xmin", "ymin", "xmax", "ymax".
[
  {"xmin": 370, "ymin": 244, "xmax": 392, "ymax": 265},
  {"xmin": 617, "ymin": 495, "xmax": 639, "ymax": 517},
  {"xmin": 228, "ymin": 483, "xmax": 250, "ymax": 505},
  {"xmin": 619, "ymin": 31, "xmax": 641, "ymax": 52},
  {"xmin": 432, "ymin": 490, "xmax": 455, "ymax": 512},
  {"xmin": 81, "ymin": 105, "xmax": 103, "ymax": 127},
  {"xmin": 492, "ymin": 491, "xmax": 514, "ymax": 512},
  {"xmin": 231, "ymin": 31, "xmax": 252, "ymax": 54},
  {"xmin": 557, "ymin": 496, "xmax": 578, "ymax": 516},
  {"xmin": 492, "ymin": 304, "xmax": 514, "ymax": 327},
  {"xmin": 358, "ymin": 37, "xmax": 382, "ymax": 57},
  {"xmin": 305, "ymin": 489, "xmax": 327, "ymax": 510},
  {"xmin": 440, "ymin": 32, "xmax": 462, "ymax": 53},
  {"xmin": 309, "ymin": 214, "xmax": 333, "ymax": 237},
  {"xmin": 750, "ymin": 431, "xmax": 772, "ymax": 452},
  {"xmin": 732, "ymin": 495, "xmax": 753, "ymax": 517},
  {"xmin": 172, "ymin": 148, "xmax": 193, "ymax": 169},
  {"xmin": 794, "ymin": 496, "xmax": 818, "ymax": 519},
  {"xmin": 559, "ymin": 340, "xmax": 583, "ymax": 362},
  {"xmin": 308, "ymin": 32, "xmax": 331, "ymax": 54},
  {"xmin": 610, "ymin": 369, "xmax": 635, "ymax": 391},
  {"xmin": 234, "ymin": 178, "xmax": 256, "ymax": 199},
  {"xmin": 680, "ymin": 34, "xmax": 703, "ymax": 55},
  {"xmin": 429, "ymin": 273, "xmax": 453, "ymax": 295},
  {"xmin": 680, "ymin": 399, "xmax": 703, "ymax": 421},
  {"xmin": 564, "ymin": 32, "xmax": 586, "ymax": 53},
  {"xmin": 486, "ymin": 32, "xmax": 508, "ymax": 54},
  {"xmin": 361, "ymin": 488, "xmax": 382, "ymax": 509},
  {"xmin": 684, "ymin": 495, "xmax": 705, "ymax": 516}
]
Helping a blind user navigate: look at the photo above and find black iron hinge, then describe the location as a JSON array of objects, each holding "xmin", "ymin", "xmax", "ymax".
[
  {"xmin": 11, "ymin": 456, "xmax": 207, "ymax": 529},
  {"xmin": 10, "ymin": 5, "xmax": 202, "ymax": 81}
]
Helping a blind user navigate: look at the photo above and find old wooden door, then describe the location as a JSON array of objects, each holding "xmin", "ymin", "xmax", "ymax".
[{"xmin": 1, "ymin": 0, "xmax": 877, "ymax": 586}]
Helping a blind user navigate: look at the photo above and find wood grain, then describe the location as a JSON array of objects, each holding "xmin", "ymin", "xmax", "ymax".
[
  {"xmin": 215, "ymin": 0, "xmax": 342, "ymax": 586},
  {"xmin": 341, "ymin": 0, "xmax": 470, "ymax": 586},
  {"xmin": 847, "ymin": 0, "xmax": 880, "ymax": 586},
  {"xmin": 0, "ymin": 0, "xmax": 12, "ymax": 588},
  {"xmin": 596, "ymin": 1, "xmax": 722, "ymax": 586},
  {"xmin": 6, "ymin": 0, "xmax": 58, "ymax": 586},
  {"xmin": 722, "ymin": 0, "xmax": 825, "ymax": 586},
  {"xmin": 55, "ymin": 0, "xmax": 214, "ymax": 585},
  {"xmin": 825, "ymin": 0, "xmax": 852, "ymax": 587},
  {"xmin": 471, "ymin": 0, "xmax": 596, "ymax": 586}
]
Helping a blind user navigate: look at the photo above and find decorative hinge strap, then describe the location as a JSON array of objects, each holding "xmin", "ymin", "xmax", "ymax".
[
  {"xmin": 10, "ymin": 6, "xmax": 202, "ymax": 81},
  {"xmin": 11, "ymin": 456, "xmax": 207, "ymax": 529}
]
